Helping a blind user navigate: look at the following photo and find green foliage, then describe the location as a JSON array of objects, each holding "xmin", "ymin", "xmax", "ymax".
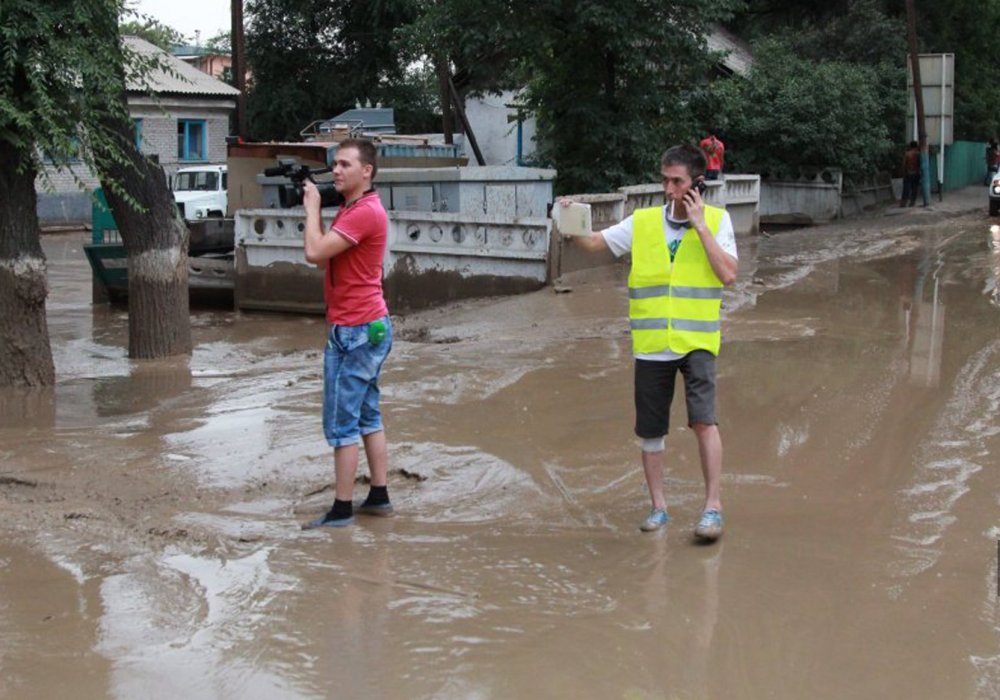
[
  {"xmin": 712, "ymin": 40, "xmax": 891, "ymax": 177},
  {"xmin": 404, "ymin": 0, "xmax": 740, "ymax": 193},
  {"xmin": 727, "ymin": 0, "xmax": 1000, "ymax": 164},
  {"xmin": 119, "ymin": 17, "xmax": 187, "ymax": 51},
  {"xmin": 2, "ymin": 1, "xmax": 124, "ymax": 170},
  {"xmin": 727, "ymin": 0, "xmax": 906, "ymax": 174},
  {"xmin": 204, "ymin": 31, "xmax": 231, "ymax": 54},
  {"xmin": 913, "ymin": 0, "xmax": 1000, "ymax": 140},
  {"xmin": 521, "ymin": 0, "xmax": 741, "ymax": 193},
  {"xmin": 244, "ymin": 0, "xmax": 435, "ymax": 140},
  {"xmin": 1, "ymin": 0, "xmax": 169, "ymax": 209},
  {"xmin": 397, "ymin": 0, "xmax": 526, "ymax": 95}
]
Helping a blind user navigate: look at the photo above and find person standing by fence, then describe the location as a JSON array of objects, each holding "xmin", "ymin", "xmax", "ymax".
[{"xmin": 900, "ymin": 141, "xmax": 922, "ymax": 207}]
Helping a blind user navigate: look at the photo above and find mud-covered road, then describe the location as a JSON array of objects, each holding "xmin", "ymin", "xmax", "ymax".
[{"xmin": 2, "ymin": 192, "xmax": 1000, "ymax": 699}]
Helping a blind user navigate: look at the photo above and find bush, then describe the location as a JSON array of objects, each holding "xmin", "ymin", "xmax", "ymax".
[{"xmin": 712, "ymin": 39, "xmax": 892, "ymax": 178}]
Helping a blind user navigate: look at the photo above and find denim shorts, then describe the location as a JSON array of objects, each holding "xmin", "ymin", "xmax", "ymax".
[
  {"xmin": 323, "ymin": 315, "xmax": 393, "ymax": 447},
  {"xmin": 634, "ymin": 350, "xmax": 717, "ymax": 438}
]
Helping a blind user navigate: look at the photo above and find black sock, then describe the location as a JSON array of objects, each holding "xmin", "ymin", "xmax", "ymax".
[
  {"xmin": 328, "ymin": 499, "xmax": 353, "ymax": 520},
  {"xmin": 365, "ymin": 485, "xmax": 389, "ymax": 505}
]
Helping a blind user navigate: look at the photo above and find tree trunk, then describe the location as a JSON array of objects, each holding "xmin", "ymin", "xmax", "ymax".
[
  {"xmin": 0, "ymin": 141, "xmax": 55, "ymax": 386},
  {"xmin": 0, "ymin": 140, "xmax": 56, "ymax": 387},
  {"xmin": 88, "ymin": 24, "xmax": 192, "ymax": 360},
  {"xmin": 100, "ymin": 137, "xmax": 192, "ymax": 359}
]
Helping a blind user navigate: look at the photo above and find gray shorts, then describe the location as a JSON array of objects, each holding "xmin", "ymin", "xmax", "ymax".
[{"xmin": 634, "ymin": 350, "xmax": 717, "ymax": 438}]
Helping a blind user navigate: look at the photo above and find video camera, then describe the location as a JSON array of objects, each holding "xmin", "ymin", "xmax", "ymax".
[{"xmin": 263, "ymin": 158, "xmax": 344, "ymax": 208}]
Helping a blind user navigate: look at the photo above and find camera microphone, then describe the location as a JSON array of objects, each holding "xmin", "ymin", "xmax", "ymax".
[{"xmin": 263, "ymin": 165, "xmax": 288, "ymax": 177}]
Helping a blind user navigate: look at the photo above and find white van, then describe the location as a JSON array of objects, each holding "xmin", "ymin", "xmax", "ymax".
[{"xmin": 173, "ymin": 165, "xmax": 227, "ymax": 220}]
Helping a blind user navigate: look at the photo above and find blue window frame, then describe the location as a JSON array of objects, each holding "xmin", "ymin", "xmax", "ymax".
[
  {"xmin": 134, "ymin": 118, "xmax": 143, "ymax": 149},
  {"xmin": 177, "ymin": 119, "xmax": 207, "ymax": 161}
]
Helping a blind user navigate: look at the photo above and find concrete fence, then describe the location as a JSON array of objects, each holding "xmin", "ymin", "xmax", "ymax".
[{"xmin": 551, "ymin": 174, "xmax": 761, "ymax": 278}]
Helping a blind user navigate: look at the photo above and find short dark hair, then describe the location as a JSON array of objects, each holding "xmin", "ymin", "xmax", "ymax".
[
  {"xmin": 908, "ymin": 140, "xmax": 919, "ymax": 149},
  {"xmin": 338, "ymin": 138, "xmax": 378, "ymax": 180},
  {"xmin": 661, "ymin": 144, "xmax": 706, "ymax": 179}
]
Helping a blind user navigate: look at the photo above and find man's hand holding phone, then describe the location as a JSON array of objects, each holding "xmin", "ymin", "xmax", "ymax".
[{"xmin": 684, "ymin": 178, "xmax": 707, "ymax": 228}]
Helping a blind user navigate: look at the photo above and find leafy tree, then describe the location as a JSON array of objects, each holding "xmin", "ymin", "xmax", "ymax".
[
  {"xmin": 711, "ymin": 39, "xmax": 891, "ymax": 177},
  {"xmin": 244, "ymin": 0, "xmax": 433, "ymax": 140},
  {"xmin": 727, "ymin": 0, "xmax": 1000, "ymax": 158},
  {"xmin": 204, "ymin": 30, "xmax": 231, "ymax": 54},
  {"xmin": 912, "ymin": 0, "xmax": 1000, "ymax": 140},
  {"xmin": 1, "ymin": 0, "xmax": 191, "ymax": 386},
  {"xmin": 119, "ymin": 17, "xmax": 187, "ymax": 50},
  {"xmin": 404, "ymin": 0, "xmax": 740, "ymax": 193},
  {"xmin": 523, "ymin": 0, "xmax": 740, "ymax": 193},
  {"xmin": 1, "ymin": 0, "xmax": 111, "ymax": 386},
  {"xmin": 720, "ymin": 0, "xmax": 905, "ymax": 174}
]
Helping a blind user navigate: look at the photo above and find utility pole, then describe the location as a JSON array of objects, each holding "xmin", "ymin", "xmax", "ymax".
[
  {"xmin": 231, "ymin": 0, "xmax": 248, "ymax": 139},
  {"xmin": 905, "ymin": 0, "xmax": 931, "ymax": 206}
]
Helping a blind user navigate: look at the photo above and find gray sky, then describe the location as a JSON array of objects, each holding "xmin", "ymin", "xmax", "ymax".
[{"xmin": 128, "ymin": 0, "xmax": 231, "ymax": 43}]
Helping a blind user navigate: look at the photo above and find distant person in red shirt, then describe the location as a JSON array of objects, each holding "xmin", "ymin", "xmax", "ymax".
[
  {"xmin": 301, "ymin": 138, "xmax": 394, "ymax": 528},
  {"xmin": 699, "ymin": 131, "xmax": 725, "ymax": 180}
]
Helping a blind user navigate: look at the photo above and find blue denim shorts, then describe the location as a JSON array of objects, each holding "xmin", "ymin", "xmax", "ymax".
[{"xmin": 323, "ymin": 315, "xmax": 393, "ymax": 447}]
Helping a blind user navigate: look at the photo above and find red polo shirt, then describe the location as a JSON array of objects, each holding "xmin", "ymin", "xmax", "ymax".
[{"xmin": 324, "ymin": 190, "xmax": 389, "ymax": 325}]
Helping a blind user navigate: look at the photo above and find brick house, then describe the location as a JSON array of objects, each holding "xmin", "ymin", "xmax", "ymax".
[
  {"xmin": 37, "ymin": 35, "xmax": 240, "ymax": 226},
  {"xmin": 173, "ymin": 44, "xmax": 233, "ymax": 83}
]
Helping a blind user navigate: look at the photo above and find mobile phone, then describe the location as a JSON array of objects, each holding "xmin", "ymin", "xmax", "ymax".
[{"xmin": 692, "ymin": 179, "xmax": 707, "ymax": 196}]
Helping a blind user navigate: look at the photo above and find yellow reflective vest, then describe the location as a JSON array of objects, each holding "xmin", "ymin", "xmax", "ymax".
[{"xmin": 628, "ymin": 205, "xmax": 725, "ymax": 356}]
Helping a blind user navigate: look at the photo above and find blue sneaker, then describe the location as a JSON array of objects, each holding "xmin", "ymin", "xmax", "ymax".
[
  {"xmin": 302, "ymin": 509, "xmax": 354, "ymax": 530},
  {"xmin": 640, "ymin": 508, "xmax": 670, "ymax": 532},
  {"xmin": 694, "ymin": 509, "xmax": 723, "ymax": 541}
]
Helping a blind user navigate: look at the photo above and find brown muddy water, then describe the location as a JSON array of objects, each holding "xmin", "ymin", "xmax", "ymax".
[{"xmin": 2, "ymin": 211, "xmax": 1000, "ymax": 699}]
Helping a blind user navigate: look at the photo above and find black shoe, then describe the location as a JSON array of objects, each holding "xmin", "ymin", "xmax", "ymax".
[{"xmin": 356, "ymin": 499, "xmax": 395, "ymax": 517}]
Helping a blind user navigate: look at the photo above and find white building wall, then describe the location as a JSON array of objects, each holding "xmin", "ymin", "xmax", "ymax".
[{"xmin": 464, "ymin": 90, "xmax": 538, "ymax": 167}]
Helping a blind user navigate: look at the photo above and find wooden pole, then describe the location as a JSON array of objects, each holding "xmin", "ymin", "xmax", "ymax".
[
  {"xmin": 436, "ymin": 56, "xmax": 454, "ymax": 145},
  {"xmin": 905, "ymin": 0, "xmax": 930, "ymax": 205},
  {"xmin": 232, "ymin": 0, "xmax": 248, "ymax": 139}
]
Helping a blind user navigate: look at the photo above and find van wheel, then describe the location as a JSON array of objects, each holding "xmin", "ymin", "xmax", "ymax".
[{"xmin": 991, "ymin": 200, "xmax": 1000, "ymax": 216}]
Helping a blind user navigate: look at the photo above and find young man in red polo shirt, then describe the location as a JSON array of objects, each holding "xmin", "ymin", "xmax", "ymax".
[{"xmin": 301, "ymin": 138, "xmax": 393, "ymax": 528}]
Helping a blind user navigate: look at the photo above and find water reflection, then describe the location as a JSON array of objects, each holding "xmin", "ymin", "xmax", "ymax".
[
  {"xmin": 903, "ymin": 236, "xmax": 946, "ymax": 388},
  {"xmin": 90, "ymin": 359, "xmax": 192, "ymax": 417},
  {"xmin": 631, "ymin": 536, "xmax": 723, "ymax": 699},
  {"xmin": 0, "ymin": 386, "xmax": 56, "ymax": 429}
]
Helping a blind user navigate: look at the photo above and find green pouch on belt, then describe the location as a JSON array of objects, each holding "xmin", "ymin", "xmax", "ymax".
[{"xmin": 368, "ymin": 319, "xmax": 386, "ymax": 345}]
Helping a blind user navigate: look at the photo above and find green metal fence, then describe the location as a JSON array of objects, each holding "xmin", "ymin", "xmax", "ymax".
[
  {"xmin": 91, "ymin": 188, "xmax": 119, "ymax": 243},
  {"xmin": 925, "ymin": 140, "xmax": 989, "ymax": 192}
]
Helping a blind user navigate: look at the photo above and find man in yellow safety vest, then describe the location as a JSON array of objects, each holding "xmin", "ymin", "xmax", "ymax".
[{"xmin": 562, "ymin": 144, "xmax": 738, "ymax": 541}]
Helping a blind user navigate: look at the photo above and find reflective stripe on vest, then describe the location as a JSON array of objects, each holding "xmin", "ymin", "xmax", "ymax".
[{"xmin": 627, "ymin": 204, "xmax": 725, "ymax": 356}]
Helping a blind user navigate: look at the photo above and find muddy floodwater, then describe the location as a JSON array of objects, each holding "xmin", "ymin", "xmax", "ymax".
[{"xmin": 3, "ymin": 199, "xmax": 1000, "ymax": 699}]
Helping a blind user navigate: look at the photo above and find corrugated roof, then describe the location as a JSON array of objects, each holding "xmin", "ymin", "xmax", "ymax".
[
  {"xmin": 124, "ymin": 35, "xmax": 240, "ymax": 97},
  {"xmin": 316, "ymin": 108, "xmax": 396, "ymax": 137}
]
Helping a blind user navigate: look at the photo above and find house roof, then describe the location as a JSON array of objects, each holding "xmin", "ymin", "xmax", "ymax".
[{"xmin": 124, "ymin": 35, "xmax": 240, "ymax": 97}]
